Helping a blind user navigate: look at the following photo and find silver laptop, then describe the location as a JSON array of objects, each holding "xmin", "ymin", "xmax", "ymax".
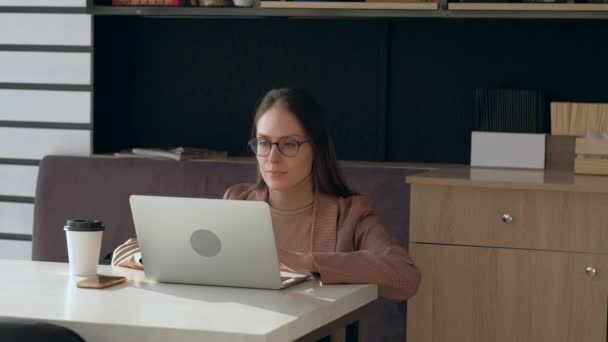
[{"xmin": 129, "ymin": 195, "xmax": 309, "ymax": 289}]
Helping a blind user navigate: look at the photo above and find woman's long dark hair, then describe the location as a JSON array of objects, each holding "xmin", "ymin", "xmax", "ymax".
[{"xmin": 251, "ymin": 88, "xmax": 354, "ymax": 197}]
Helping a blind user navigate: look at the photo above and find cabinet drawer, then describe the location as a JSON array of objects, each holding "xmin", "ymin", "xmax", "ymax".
[
  {"xmin": 407, "ymin": 243, "xmax": 608, "ymax": 342},
  {"xmin": 410, "ymin": 184, "xmax": 608, "ymax": 253}
]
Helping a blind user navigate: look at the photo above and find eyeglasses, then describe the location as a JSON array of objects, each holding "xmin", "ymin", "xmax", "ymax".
[{"xmin": 248, "ymin": 137, "xmax": 310, "ymax": 157}]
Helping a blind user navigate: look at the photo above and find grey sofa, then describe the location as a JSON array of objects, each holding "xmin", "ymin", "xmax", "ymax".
[{"xmin": 32, "ymin": 155, "xmax": 424, "ymax": 342}]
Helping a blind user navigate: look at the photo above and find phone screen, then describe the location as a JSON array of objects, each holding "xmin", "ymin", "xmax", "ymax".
[{"xmin": 77, "ymin": 274, "xmax": 127, "ymax": 289}]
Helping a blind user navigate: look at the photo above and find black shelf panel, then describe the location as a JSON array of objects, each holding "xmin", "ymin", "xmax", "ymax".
[
  {"xmin": 91, "ymin": 5, "xmax": 441, "ymax": 18},
  {"xmin": 0, "ymin": 6, "xmax": 87, "ymax": 13},
  {"xmin": 90, "ymin": 4, "xmax": 608, "ymax": 19},
  {"xmin": 443, "ymin": 8, "xmax": 608, "ymax": 19}
]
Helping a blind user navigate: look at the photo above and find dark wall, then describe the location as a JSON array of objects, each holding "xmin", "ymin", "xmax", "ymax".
[
  {"xmin": 388, "ymin": 19, "xmax": 608, "ymax": 163},
  {"xmin": 94, "ymin": 17, "xmax": 608, "ymax": 163}
]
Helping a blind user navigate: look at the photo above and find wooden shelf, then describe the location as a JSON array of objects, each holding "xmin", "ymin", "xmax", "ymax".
[
  {"xmin": 90, "ymin": 4, "xmax": 441, "ymax": 17},
  {"xmin": 449, "ymin": 2, "xmax": 608, "ymax": 11},
  {"xmin": 260, "ymin": 1, "xmax": 438, "ymax": 10},
  {"xmin": 89, "ymin": 4, "xmax": 608, "ymax": 18},
  {"xmin": 91, "ymin": 5, "xmax": 261, "ymax": 16}
]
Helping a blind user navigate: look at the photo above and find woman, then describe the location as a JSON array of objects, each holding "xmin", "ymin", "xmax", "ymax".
[{"xmin": 113, "ymin": 88, "xmax": 420, "ymax": 301}]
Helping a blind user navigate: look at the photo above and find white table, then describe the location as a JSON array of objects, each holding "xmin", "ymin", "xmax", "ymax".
[{"xmin": 0, "ymin": 259, "xmax": 377, "ymax": 342}]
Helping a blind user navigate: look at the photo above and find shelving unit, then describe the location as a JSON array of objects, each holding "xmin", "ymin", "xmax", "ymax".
[
  {"xmin": 260, "ymin": 1, "xmax": 438, "ymax": 10},
  {"xmin": 91, "ymin": 3, "xmax": 608, "ymax": 19},
  {"xmin": 448, "ymin": 2, "xmax": 608, "ymax": 11},
  {"xmin": 90, "ymin": 4, "xmax": 440, "ymax": 17}
]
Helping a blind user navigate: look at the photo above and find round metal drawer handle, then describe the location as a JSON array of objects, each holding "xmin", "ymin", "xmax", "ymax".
[
  {"xmin": 501, "ymin": 214, "xmax": 513, "ymax": 223},
  {"xmin": 586, "ymin": 266, "xmax": 597, "ymax": 277}
]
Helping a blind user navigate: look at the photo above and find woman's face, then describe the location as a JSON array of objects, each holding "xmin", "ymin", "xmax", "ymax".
[{"xmin": 255, "ymin": 104, "xmax": 313, "ymax": 192}]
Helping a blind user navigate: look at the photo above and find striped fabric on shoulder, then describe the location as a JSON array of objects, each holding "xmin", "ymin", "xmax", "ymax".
[{"xmin": 111, "ymin": 238, "xmax": 143, "ymax": 270}]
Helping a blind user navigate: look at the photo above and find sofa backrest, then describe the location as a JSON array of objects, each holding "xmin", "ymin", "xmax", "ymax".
[
  {"xmin": 33, "ymin": 155, "xmax": 423, "ymax": 262},
  {"xmin": 32, "ymin": 155, "xmax": 425, "ymax": 342},
  {"xmin": 33, "ymin": 156, "xmax": 257, "ymax": 262}
]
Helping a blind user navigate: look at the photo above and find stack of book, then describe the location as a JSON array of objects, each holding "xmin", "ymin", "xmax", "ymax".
[
  {"xmin": 114, "ymin": 147, "xmax": 228, "ymax": 161},
  {"xmin": 111, "ymin": 0, "xmax": 192, "ymax": 5}
]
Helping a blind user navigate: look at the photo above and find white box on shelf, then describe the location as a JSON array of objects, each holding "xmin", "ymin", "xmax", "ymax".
[{"xmin": 471, "ymin": 131, "xmax": 546, "ymax": 169}]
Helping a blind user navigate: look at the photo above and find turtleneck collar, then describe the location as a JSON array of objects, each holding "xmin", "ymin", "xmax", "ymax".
[{"xmin": 268, "ymin": 174, "xmax": 314, "ymax": 211}]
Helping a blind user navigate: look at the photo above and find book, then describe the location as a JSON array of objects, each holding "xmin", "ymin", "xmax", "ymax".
[
  {"xmin": 114, "ymin": 147, "xmax": 228, "ymax": 161},
  {"xmin": 113, "ymin": 152, "xmax": 168, "ymax": 160},
  {"xmin": 111, "ymin": 0, "xmax": 184, "ymax": 6}
]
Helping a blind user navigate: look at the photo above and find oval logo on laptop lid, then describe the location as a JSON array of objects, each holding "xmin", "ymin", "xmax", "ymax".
[{"xmin": 190, "ymin": 229, "xmax": 222, "ymax": 257}]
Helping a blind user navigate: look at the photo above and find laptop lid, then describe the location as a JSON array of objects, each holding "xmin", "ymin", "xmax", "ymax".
[{"xmin": 129, "ymin": 194, "xmax": 285, "ymax": 289}]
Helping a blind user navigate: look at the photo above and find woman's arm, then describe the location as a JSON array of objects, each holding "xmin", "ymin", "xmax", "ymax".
[
  {"xmin": 111, "ymin": 238, "xmax": 144, "ymax": 270},
  {"xmin": 311, "ymin": 200, "xmax": 421, "ymax": 301}
]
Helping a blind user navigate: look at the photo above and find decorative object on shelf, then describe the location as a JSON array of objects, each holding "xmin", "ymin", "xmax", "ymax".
[
  {"xmin": 545, "ymin": 134, "xmax": 576, "ymax": 171},
  {"xmin": 233, "ymin": 0, "xmax": 254, "ymax": 6},
  {"xmin": 114, "ymin": 147, "xmax": 228, "ymax": 161},
  {"xmin": 550, "ymin": 101, "xmax": 608, "ymax": 136},
  {"xmin": 520, "ymin": 0, "xmax": 568, "ymax": 4},
  {"xmin": 449, "ymin": 2, "xmax": 608, "ymax": 10},
  {"xmin": 547, "ymin": 102, "xmax": 608, "ymax": 173},
  {"xmin": 112, "ymin": 0, "xmax": 186, "ymax": 5},
  {"xmin": 475, "ymin": 88, "xmax": 546, "ymax": 134},
  {"xmin": 574, "ymin": 129, "xmax": 608, "ymax": 175},
  {"xmin": 366, "ymin": 0, "xmax": 434, "ymax": 3},
  {"xmin": 453, "ymin": 0, "xmax": 512, "ymax": 2},
  {"xmin": 259, "ymin": 0, "xmax": 438, "ymax": 8},
  {"xmin": 470, "ymin": 131, "xmax": 547, "ymax": 169},
  {"xmin": 199, "ymin": 0, "xmax": 234, "ymax": 6}
]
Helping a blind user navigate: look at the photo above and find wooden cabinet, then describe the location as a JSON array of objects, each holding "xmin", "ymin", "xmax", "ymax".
[
  {"xmin": 406, "ymin": 167, "xmax": 608, "ymax": 342},
  {"xmin": 408, "ymin": 244, "xmax": 607, "ymax": 342}
]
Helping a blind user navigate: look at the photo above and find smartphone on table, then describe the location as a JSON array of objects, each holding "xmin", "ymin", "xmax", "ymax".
[{"xmin": 76, "ymin": 275, "xmax": 127, "ymax": 289}]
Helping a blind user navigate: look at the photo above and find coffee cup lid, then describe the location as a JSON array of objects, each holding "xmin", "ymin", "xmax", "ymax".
[{"xmin": 64, "ymin": 219, "xmax": 104, "ymax": 232}]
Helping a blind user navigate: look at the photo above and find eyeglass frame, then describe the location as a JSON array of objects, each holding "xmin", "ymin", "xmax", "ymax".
[{"xmin": 248, "ymin": 136, "xmax": 311, "ymax": 157}]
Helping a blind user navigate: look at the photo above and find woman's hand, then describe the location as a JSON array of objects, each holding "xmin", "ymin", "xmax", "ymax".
[
  {"xmin": 278, "ymin": 248, "xmax": 318, "ymax": 274},
  {"xmin": 112, "ymin": 238, "xmax": 144, "ymax": 270}
]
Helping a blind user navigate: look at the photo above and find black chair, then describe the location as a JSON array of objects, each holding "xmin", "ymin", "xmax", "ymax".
[{"xmin": 0, "ymin": 319, "xmax": 85, "ymax": 342}]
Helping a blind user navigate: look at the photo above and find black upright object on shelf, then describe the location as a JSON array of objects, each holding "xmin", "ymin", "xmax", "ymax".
[{"xmin": 475, "ymin": 88, "xmax": 547, "ymax": 133}]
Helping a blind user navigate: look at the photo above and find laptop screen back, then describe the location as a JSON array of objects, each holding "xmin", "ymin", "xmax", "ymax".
[{"xmin": 130, "ymin": 195, "xmax": 284, "ymax": 289}]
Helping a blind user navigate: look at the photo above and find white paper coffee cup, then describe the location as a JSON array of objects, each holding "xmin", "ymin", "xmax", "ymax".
[{"xmin": 64, "ymin": 220, "xmax": 105, "ymax": 276}]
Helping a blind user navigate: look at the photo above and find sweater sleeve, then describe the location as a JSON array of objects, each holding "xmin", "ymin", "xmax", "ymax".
[
  {"xmin": 222, "ymin": 183, "xmax": 255, "ymax": 200},
  {"xmin": 222, "ymin": 187, "xmax": 232, "ymax": 199},
  {"xmin": 311, "ymin": 202, "xmax": 421, "ymax": 301},
  {"xmin": 111, "ymin": 238, "xmax": 144, "ymax": 270}
]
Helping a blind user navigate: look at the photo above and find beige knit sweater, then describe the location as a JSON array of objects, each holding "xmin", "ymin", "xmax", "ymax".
[{"xmin": 224, "ymin": 183, "xmax": 421, "ymax": 301}]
